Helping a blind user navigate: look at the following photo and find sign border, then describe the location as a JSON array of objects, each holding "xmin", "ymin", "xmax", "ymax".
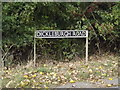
[{"xmin": 35, "ymin": 30, "xmax": 88, "ymax": 38}]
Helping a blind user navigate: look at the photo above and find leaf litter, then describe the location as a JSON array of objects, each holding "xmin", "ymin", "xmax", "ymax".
[{"xmin": 1, "ymin": 54, "xmax": 119, "ymax": 88}]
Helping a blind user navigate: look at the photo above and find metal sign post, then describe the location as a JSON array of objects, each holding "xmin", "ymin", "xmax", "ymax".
[
  {"xmin": 34, "ymin": 36, "xmax": 36, "ymax": 67},
  {"xmin": 34, "ymin": 30, "xmax": 88, "ymax": 66},
  {"xmin": 86, "ymin": 35, "xmax": 88, "ymax": 63}
]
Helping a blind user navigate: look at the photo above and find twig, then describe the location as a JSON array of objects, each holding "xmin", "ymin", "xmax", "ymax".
[
  {"xmin": 83, "ymin": 14, "xmax": 97, "ymax": 37},
  {"xmin": 6, "ymin": 80, "xmax": 13, "ymax": 88},
  {"xmin": 2, "ymin": 44, "xmax": 14, "ymax": 61},
  {"xmin": 84, "ymin": 14, "xmax": 101, "ymax": 54}
]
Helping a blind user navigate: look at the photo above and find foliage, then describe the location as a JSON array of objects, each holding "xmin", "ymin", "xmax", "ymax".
[{"xmin": 2, "ymin": 2, "xmax": 120, "ymax": 65}]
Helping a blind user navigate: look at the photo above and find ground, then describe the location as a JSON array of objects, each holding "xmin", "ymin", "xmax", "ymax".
[
  {"xmin": 57, "ymin": 78, "xmax": 118, "ymax": 88},
  {"xmin": 0, "ymin": 53, "xmax": 119, "ymax": 88}
]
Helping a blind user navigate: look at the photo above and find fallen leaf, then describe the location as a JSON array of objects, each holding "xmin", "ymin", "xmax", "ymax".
[
  {"xmin": 99, "ymin": 66, "xmax": 103, "ymax": 69},
  {"xmin": 43, "ymin": 64, "xmax": 47, "ymax": 67},
  {"xmin": 89, "ymin": 69, "xmax": 93, "ymax": 73},
  {"xmin": 40, "ymin": 72, "xmax": 44, "ymax": 75},
  {"xmin": 107, "ymin": 84, "xmax": 112, "ymax": 87},
  {"xmin": 70, "ymin": 80, "xmax": 75, "ymax": 83},
  {"xmin": 31, "ymin": 74, "xmax": 37, "ymax": 78},
  {"xmin": 23, "ymin": 75, "xmax": 29, "ymax": 78},
  {"xmin": 108, "ymin": 78, "xmax": 113, "ymax": 80}
]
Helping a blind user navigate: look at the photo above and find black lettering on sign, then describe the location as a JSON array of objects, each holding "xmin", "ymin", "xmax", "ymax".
[{"xmin": 35, "ymin": 30, "xmax": 88, "ymax": 38}]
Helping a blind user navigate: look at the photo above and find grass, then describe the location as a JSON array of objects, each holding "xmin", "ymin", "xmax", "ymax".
[
  {"xmin": 37, "ymin": 67, "xmax": 53, "ymax": 73},
  {"xmin": 0, "ymin": 53, "xmax": 119, "ymax": 88}
]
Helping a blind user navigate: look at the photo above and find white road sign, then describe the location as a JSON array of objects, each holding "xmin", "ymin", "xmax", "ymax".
[
  {"xmin": 34, "ymin": 30, "xmax": 88, "ymax": 66},
  {"xmin": 35, "ymin": 30, "xmax": 88, "ymax": 38}
]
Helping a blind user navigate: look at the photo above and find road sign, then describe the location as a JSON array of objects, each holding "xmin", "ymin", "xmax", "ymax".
[
  {"xmin": 35, "ymin": 30, "xmax": 88, "ymax": 38},
  {"xmin": 34, "ymin": 30, "xmax": 88, "ymax": 66}
]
